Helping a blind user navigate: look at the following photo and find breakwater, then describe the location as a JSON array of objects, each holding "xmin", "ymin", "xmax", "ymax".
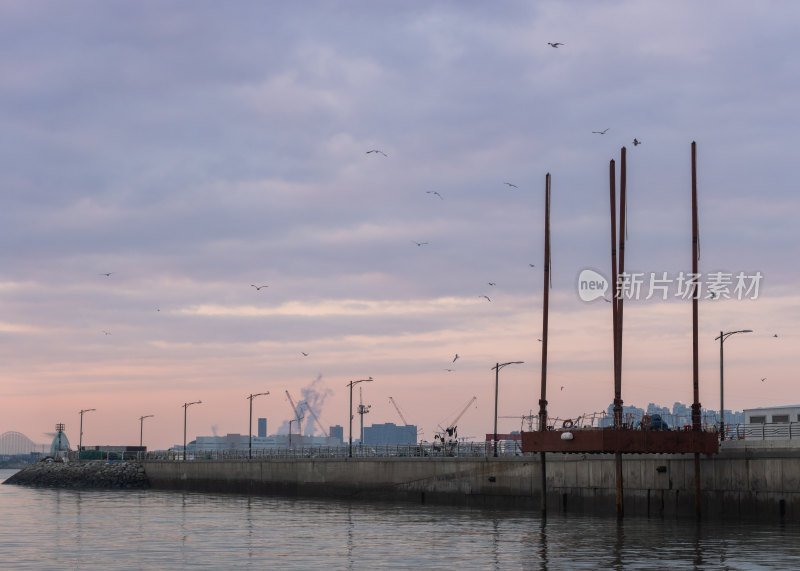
[
  {"xmin": 3, "ymin": 460, "xmax": 149, "ymax": 489},
  {"xmin": 142, "ymin": 441, "xmax": 800, "ymax": 520}
]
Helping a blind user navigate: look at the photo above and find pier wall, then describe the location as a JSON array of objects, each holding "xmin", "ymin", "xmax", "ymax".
[{"xmin": 142, "ymin": 442, "xmax": 800, "ymax": 519}]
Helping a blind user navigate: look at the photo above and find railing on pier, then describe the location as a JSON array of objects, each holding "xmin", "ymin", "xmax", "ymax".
[{"xmin": 140, "ymin": 442, "xmax": 506, "ymax": 461}]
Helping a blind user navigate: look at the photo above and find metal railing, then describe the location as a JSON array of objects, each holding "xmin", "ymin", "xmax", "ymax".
[
  {"xmin": 139, "ymin": 442, "xmax": 509, "ymax": 461},
  {"xmin": 729, "ymin": 422, "xmax": 800, "ymax": 441}
]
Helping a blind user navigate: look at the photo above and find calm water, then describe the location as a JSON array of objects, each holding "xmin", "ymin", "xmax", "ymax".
[{"xmin": 1, "ymin": 468, "xmax": 799, "ymax": 570}]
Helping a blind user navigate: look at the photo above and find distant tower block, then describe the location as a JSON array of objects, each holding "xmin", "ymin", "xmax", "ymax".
[{"xmin": 257, "ymin": 418, "xmax": 267, "ymax": 438}]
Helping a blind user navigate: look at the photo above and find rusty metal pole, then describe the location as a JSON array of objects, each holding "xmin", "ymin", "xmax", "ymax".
[
  {"xmin": 691, "ymin": 141, "xmax": 702, "ymax": 518},
  {"xmin": 538, "ymin": 173, "xmax": 551, "ymax": 515},
  {"xmin": 609, "ymin": 159, "xmax": 624, "ymax": 518},
  {"xmin": 618, "ymin": 148, "xmax": 626, "ymax": 397}
]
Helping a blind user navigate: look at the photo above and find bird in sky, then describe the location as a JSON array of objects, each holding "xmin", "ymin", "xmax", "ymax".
[
  {"xmin": 560, "ymin": 386, "xmax": 565, "ymax": 391},
  {"xmin": 251, "ymin": 284, "xmax": 268, "ymax": 290},
  {"xmin": 366, "ymin": 149, "xmax": 387, "ymax": 156},
  {"xmin": 412, "ymin": 241, "xmax": 429, "ymax": 247},
  {"xmin": 452, "ymin": 354, "xmax": 459, "ymax": 363},
  {"xmin": 761, "ymin": 377, "xmax": 767, "ymax": 382},
  {"xmin": 444, "ymin": 368, "xmax": 455, "ymax": 372},
  {"xmin": 633, "ymin": 138, "xmax": 642, "ymax": 146},
  {"xmin": 773, "ymin": 334, "xmax": 779, "ymax": 338},
  {"xmin": 592, "ymin": 128, "xmax": 609, "ymax": 135},
  {"xmin": 99, "ymin": 272, "xmax": 114, "ymax": 277},
  {"xmin": 301, "ymin": 352, "xmax": 309, "ymax": 357},
  {"xmin": 426, "ymin": 191, "xmax": 443, "ymax": 200},
  {"xmin": 529, "ymin": 264, "xmax": 535, "ymax": 268},
  {"xmin": 537, "ymin": 339, "xmax": 543, "ymax": 342},
  {"xmin": 503, "ymin": 182, "xmax": 518, "ymax": 189},
  {"xmin": 488, "ymin": 282, "xmax": 496, "ymax": 286},
  {"xmin": 479, "ymin": 295, "xmax": 491, "ymax": 302},
  {"xmin": 102, "ymin": 330, "xmax": 111, "ymax": 335},
  {"xmin": 547, "ymin": 42, "xmax": 564, "ymax": 48}
]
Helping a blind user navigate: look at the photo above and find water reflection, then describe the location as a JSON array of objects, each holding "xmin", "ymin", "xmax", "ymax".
[{"xmin": 1, "ymin": 477, "xmax": 799, "ymax": 570}]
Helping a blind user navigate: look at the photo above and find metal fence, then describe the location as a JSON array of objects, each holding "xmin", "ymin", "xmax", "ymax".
[
  {"xmin": 139, "ymin": 441, "xmax": 508, "ymax": 461},
  {"xmin": 730, "ymin": 422, "xmax": 800, "ymax": 441}
]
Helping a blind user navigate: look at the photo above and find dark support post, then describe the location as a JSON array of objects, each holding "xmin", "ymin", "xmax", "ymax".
[
  {"xmin": 609, "ymin": 158, "xmax": 624, "ymax": 519},
  {"xmin": 691, "ymin": 141, "xmax": 702, "ymax": 519},
  {"xmin": 538, "ymin": 173, "xmax": 551, "ymax": 515}
]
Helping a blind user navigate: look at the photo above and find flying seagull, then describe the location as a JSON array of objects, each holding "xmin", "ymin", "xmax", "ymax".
[
  {"xmin": 479, "ymin": 295, "xmax": 491, "ymax": 302},
  {"xmin": 412, "ymin": 241, "xmax": 429, "ymax": 247},
  {"xmin": 560, "ymin": 386, "xmax": 565, "ymax": 391},
  {"xmin": 488, "ymin": 282, "xmax": 496, "ymax": 286},
  {"xmin": 773, "ymin": 334, "xmax": 779, "ymax": 338},
  {"xmin": 102, "ymin": 330, "xmax": 111, "ymax": 335},
  {"xmin": 366, "ymin": 149, "xmax": 387, "ymax": 156},
  {"xmin": 547, "ymin": 42, "xmax": 564, "ymax": 48},
  {"xmin": 444, "ymin": 368, "xmax": 455, "ymax": 372},
  {"xmin": 426, "ymin": 191, "xmax": 443, "ymax": 200},
  {"xmin": 592, "ymin": 128, "xmax": 609, "ymax": 135},
  {"xmin": 503, "ymin": 182, "xmax": 518, "ymax": 189},
  {"xmin": 251, "ymin": 284, "xmax": 268, "ymax": 290},
  {"xmin": 761, "ymin": 377, "xmax": 767, "ymax": 382},
  {"xmin": 301, "ymin": 352, "xmax": 309, "ymax": 357},
  {"xmin": 99, "ymin": 272, "xmax": 114, "ymax": 277},
  {"xmin": 529, "ymin": 264, "xmax": 535, "ymax": 268},
  {"xmin": 452, "ymin": 354, "xmax": 459, "ymax": 363},
  {"xmin": 633, "ymin": 138, "xmax": 642, "ymax": 146}
]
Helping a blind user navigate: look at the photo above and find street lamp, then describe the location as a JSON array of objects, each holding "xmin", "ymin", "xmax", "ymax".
[
  {"xmin": 182, "ymin": 401, "xmax": 202, "ymax": 461},
  {"xmin": 247, "ymin": 392, "xmax": 269, "ymax": 459},
  {"xmin": 78, "ymin": 408, "xmax": 96, "ymax": 460},
  {"xmin": 347, "ymin": 378, "xmax": 373, "ymax": 458},
  {"xmin": 492, "ymin": 362, "xmax": 524, "ymax": 457},
  {"xmin": 715, "ymin": 329, "xmax": 752, "ymax": 440},
  {"xmin": 139, "ymin": 414, "xmax": 154, "ymax": 447}
]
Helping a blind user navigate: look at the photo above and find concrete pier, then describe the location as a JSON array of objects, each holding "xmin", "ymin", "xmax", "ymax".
[{"xmin": 142, "ymin": 441, "xmax": 800, "ymax": 520}]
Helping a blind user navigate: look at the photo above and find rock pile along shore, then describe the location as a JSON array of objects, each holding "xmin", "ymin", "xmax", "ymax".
[{"xmin": 2, "ymin": 460, "xmax": 150, "ymax": 489}]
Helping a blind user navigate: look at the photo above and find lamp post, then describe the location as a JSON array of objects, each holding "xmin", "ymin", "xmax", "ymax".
[
  {"xmin": 715, "ymin": 329, "xmax": 752, "ymax": 440},
  {"xmin": 78, "ymin": 408, "xmax": 96, "ymax": 460},
  {"xmin": 139, "ymin": 414, "xmax": 154, "ymax": 447},
  {"xmin": 247, "ymin": 392, "xmax": 269, "ymax": 459},
  {"xmin": 347, "ymin": 378, "xmax": 373, "ymax": 458},
  {"xmin": 182, "ymin": 401, "xmax": 202, "ymax": 461},
  {"xmin": 492, "ymin": 362, "xmax": 524, "ymax": 457}
]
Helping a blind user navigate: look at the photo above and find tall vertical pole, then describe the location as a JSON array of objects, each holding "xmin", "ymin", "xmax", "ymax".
[
  {"xmin": 79, "ymin": 412, "xmax": 84, "ymax": 456},
  {"xmin": 249, "ymin": 396, "xmax": 254, "ymax": 459},
  {"xmin": 719, "ymin": 331, "xmax": 725, "ymax": 439},
  {"xmin": 617, "ymin": 147, "xmax": 627, "ymax": 407},
  {"xmin": 349, "ymin": 383, "xmax": 354, "ymax": 457},
  {"xmin": 494, "ymin": 363, "xmax": 500, "ymax": 457},
  {"xmin": 538, "ymin": 173, "xmax": 551, "ymax": 515},
  {"xmin": 609, "ymin": 160, "xmax": 621, "ymax": 429},
  {"xmin": 691, "ymin": 141, "xmax": 702, "ymax": 519},
  {"xmin": 183, "ymin": 405, "xmax": 187, "ymax": 461}
]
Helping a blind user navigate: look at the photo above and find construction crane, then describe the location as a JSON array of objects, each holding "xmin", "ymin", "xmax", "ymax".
[
  {"xmin": 388, "ymin": 396, "xmax": 409, "ymax": 426},
  {"xmin": 301, "ymin": 400, "xmax": 329, "ymax": 439},
  {"xmin": 285, "ymin": 390, "xmax": 303, "ymax": 445},
  {"xmin": 435, "ymin": 396, "xmax": 477, "ymax": 453},
  {"xmin": 389, "ymin": 396, "xmax": 420, "ymax": 442}
]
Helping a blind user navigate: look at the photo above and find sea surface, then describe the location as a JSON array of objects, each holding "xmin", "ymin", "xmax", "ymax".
[{"xmin": 1, "ymin": 468, "xmax": 799, "ymax": 570}]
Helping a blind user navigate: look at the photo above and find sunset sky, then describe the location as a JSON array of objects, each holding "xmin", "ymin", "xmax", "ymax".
[{"xmin": 1, "ymin": 2, "xmax": 796, "ymax": 451}]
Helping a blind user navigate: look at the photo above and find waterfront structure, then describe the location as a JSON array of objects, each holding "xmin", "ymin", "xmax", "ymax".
[
  {"xmin": 363, "ymin": 422, "xmax": 417, "ymax": 446},
  {"xmin": 49, "ymin": 424, "xmax": 71, "ymax": 460},
  {"xmin": 743, "ymin": 405, "xmax": 800, "ymax": 440},
  {"xmin": 257, "ymin": 418, "xmax": 267, "ymax": 438},
  {"xmin": 329, "ymin": 425, "xmax": 344, "ymax": 446}
]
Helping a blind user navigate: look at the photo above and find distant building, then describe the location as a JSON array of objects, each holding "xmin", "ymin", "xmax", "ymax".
[
  {"xmin": 742, "ymin": 405, "xmax": 800, "ymax": 440},
  {"xmin": 258, "ymin": 418, "xmax": 267, "ymax": 438},
  {"xmin": 329, "ymin": 425, "xmax": 344, "ymax": 446},
  {"xmin": 362, "ymin": 423, "xmax": 417, "ymax": 446}
]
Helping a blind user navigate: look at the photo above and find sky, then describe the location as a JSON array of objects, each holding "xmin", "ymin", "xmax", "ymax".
[{"xmin": 1, "ymin": 1, "xmax": 797, "ymax": 451}]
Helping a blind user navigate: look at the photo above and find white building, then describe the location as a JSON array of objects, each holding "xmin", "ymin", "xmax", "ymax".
[{"xmin": 742, "ymin": 406, "xmax": 800, "ymax": 441}]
